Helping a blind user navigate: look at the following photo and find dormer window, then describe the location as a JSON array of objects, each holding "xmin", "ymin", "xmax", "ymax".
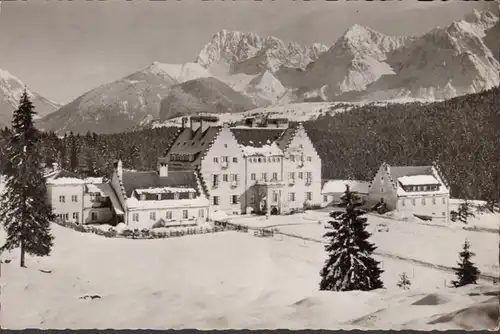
[
  {"xmin": 140, "ymin": 194, "xmax": 146, "ymax": 201},
  {"xmin": 157, "ymin": 194, "xmax": 162, "ymax": 200},
  {"xmin": 174, "ymin": 193, "xmax": 180, "ymax": 200},
  {"xmin": 188, "ymin": 192, "xmax": 193, "ymax": 199}
]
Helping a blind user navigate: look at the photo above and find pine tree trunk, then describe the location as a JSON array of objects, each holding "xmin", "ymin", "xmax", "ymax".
[{"xmin": 20, "ymin": 239, "xmax": 25, "ymax": 268}]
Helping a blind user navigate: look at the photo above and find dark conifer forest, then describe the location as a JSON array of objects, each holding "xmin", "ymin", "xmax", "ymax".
[{"xmin": 0, "ymin": 87, "xmax": 498, "ymax": 201}]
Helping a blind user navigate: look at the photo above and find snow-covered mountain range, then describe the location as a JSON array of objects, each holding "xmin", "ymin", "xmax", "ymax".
[
  {"xmin": 0, "ymin": 69, "xmax": 60, "ymax": 128},
  {"xmin": 37, "ymin": 8, "xmax": 499, "ymax": 134}
]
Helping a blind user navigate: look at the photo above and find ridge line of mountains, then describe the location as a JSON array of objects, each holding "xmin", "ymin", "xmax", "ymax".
[{"xmin": 0, "ymin": 7, "xmax": 498, "ymax": 134}]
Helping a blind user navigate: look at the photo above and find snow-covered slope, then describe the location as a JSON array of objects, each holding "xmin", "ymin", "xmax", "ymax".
[
  {"xmin": 196, "ymin": 29, "xmax": 327, "ymax": 73},
  {"xmin": 244, "ymin": 71, "xmax": 287, "ymax": 105},
  {"xmin": 37, "ymin": 64, "xmax": 181, "ymax": 134},
  {"xmin": 39, "ymin": 9, "xmax": 500, "ymax": 134},
  {"xmin": 195, "ymin": 30, "xmax": 328, "ymax": 105},
  {"xmin": 0, "ymin": 69, "xmax": 60, "ymax": 127},
  {"xmin": 1, "ymin": 218, "xmax": 498, "ymax": 330},
  {"xmin": 275, "ymin": 24, "xmax": 415, "ymax": 100},
  {"xmin": 352, "ymin": 10, "xmax": 500, "ymax": 101},
  {"xmin": 159, "ymin": 77, "xmax": 257, "ymax": 121}
]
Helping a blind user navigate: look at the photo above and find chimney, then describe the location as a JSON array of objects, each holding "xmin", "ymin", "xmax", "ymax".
[
  {"xmin": 191, "ymin": 115, "xmax": 219, "ymax": 133},
  {"xmin": 190, "ymin": 116, "xmax": 202, "ymax": 133},
  {"xmin": 181, "ymin": 117, "xmax": 188, "ymax": 128},
  {"xmin": 114, "ymin": 159, "xmax": 123, "ymax": 179},
  {"xmin": 244, "ymin": 117, "xmax": 255, "ymax": 127},
  {"xmin": 157, "ymin": 157, "xmax": 169, "ymax": 177}
]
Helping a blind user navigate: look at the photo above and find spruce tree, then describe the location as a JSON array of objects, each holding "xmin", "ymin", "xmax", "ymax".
[
  {"xmin": 59, "ymin": 134, "xmax": 67, "ymax": 170},
  {"xmin": 457, "ymin": 198, "xmax": 475, "ymax": 224},
  {"xmin": 0, "ymin": 89, "xmax": 55, "ymax": 267},
  {"xmin": 452, "ymin": 239, "xmax": 480, "ymax": 287},
  {"xmin": 397, "ymin": 272, "xmax": 411, "ymax": 290},
  {"xmin": 319, "ymin": 185, "xmax": 384, "ymax": 291},
  {"xmin": 69, "ymin": 132, "xmax": 79, "ymax": 172}
]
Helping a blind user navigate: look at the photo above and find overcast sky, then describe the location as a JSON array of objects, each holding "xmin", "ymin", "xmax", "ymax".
[{"xmin": 0, "ymin": 0, "xmax": 495, "ymax": 103}]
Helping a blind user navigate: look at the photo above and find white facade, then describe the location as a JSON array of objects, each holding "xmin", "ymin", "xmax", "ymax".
[
  {"xmin": 281, "ymin": 125, "xmax": 322, "ymax": 212},
  {"xmin": 109, "ymin": 161, "xmax": 210, "ymax": 227},
  {"xmin": 321, "ymin": 180, "xmax": 370, "ymax": 206},
  {"xmin": 163, "ymin": 116, "xmax": 323, "ymax": 216},
  {"xmin": 46, "ymin": 181, "xmax": 85, "ymax": 225},
  {"xmin": 367, "ymin": 163, "xmax": 451, "ymax": 222},
  {"xmin": 45, "ymin": 171, "xmax": 117, "ymax": 225},
  {"xmin": 200, "ymin": 126, "xmax": 245, "ymax": 215}
]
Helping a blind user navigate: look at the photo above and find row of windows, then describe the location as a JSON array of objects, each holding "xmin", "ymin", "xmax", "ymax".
[
  {"xmin": 212, "ymin": 156, "xmax": 314, "ymax": 164},
  {"xmin": 290, "ymin": 155, "xmax": 312, "ymax": 163},
  {"xmin": 171, "ymin": 153, "xmax": 194, "ymax": 162},
  {"xmin": 250, "ymin": 172, "xmax": 279, "ymax": 181},
  {"xmin": 138, "ymin": 192, "xmax": 194, "ymax": 201},
  {"xmin": 214, "ymin": 156, "xmax": 238, "ymax": 163},
  {"xmin": 288, "ymin": 172, "xmax": 312, "ymax": 181},
  {"xmin": 400, "ymin": 197, "xmax": 446, "ymax": 206},
  {"xmin": 404, "ymin": 185, "xmax": 440, "ymax": 192},
  {"xmin": 249, "ymin": 156, "xmax": 281, "ymax": 164},
  {"xmin": 212, "ymin": 195, "xmax": 239, "ymax": 205},
  {"xmin": 59, "ymin": 195, "xmax": 79, "ymax": 203},
  {"xmin": 245, "ymin": 192, "xmax": 312, "ymax": 204},
  {"xmin": 132, "ymin": 209, "xmax": 205, "ymax": 222},
  {"xmin": 56, "ymin": 212, "xmax": 93, "ymax": 221},
  {"xmin": 212, "ymin": 174, "xmax": 239, "ymax": 185},
  {"xmin": 288, "ymin": 192, "xmax": 312, "ymax": 202}
]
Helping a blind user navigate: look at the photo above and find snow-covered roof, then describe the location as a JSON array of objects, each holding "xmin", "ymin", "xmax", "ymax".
[
  {"xmin": 322, "ymin": 180, "xmax": 370, "ymax": 194},
  {"xmin": 84, "ymin": 177, "xmax": 105, "ymax": 184},
  {"xmin": 46, "ymin": 177, "xmax": 86, "ymax": 185},
  {"xmin": 398, "ymin": 175, "xmax": 440, "ymax": 186},
  {"xmin": 239, "ymin": 142, "xmax": 283, "ymax": 157},
  {"xmin": 86, "ymin": 183, "xmax": 106, "ymax": 195},
  {"xmin": 84, "ymin": 182, "xmax": 125, "ymax": 215},
  {"xmin": 135, "ymin": 187, "xmax": 197, "ymax": 195},
  {"xmin": 126, "ymin": 196, "xmax": 209, "ymax": 210}
]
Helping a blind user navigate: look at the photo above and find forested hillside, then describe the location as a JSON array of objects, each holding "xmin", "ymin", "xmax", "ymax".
[
  {"xmin": 305, "ymin": 86, "xmax": 500, "ymax": 201},
  {"xmin": 1, "ymin": 87, "xmax": 498, "ymax": 201}
]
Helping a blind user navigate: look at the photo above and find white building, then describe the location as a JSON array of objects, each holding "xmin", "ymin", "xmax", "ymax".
[
  {"xmin": 321, "ymin": 179, "xmax": 370, "ymax": 206},
  {"xmin": 163, "ymin": 115, "xmax": 322, "ymax": 215},
  {"xmin": 367, "ymin": 162, "xmax": 450, "ymax": 222},
  {"xmin": 109, "ymin": 158, "xmax": 210, "ymax": 226},
  {"xmin": 44, "ymin": 169, "xmax": 122, "ymax": 225}
]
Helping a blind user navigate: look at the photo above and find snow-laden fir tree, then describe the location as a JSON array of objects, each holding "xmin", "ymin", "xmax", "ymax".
[
  {"xmin": 452, "ymin": 239, "xmax": 480, "ymax": 287},
  {"xmin": 457, "ymin": 198, "xmax": 475, "ymax": 224},
  {"xmin": 0, "ymin": 89, "xmax": 55, "ymax": 267},
  {"xmin": 319, "ymin": 185, "xmax": 384, "ymax": 291},
  {"xmin": 397, "ymin": 272, "xmax": 411, "ymax": 290}
]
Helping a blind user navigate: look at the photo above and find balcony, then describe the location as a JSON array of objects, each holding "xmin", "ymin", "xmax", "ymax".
[
  {"xmin": 90, "ymin": 198, "xmax": 111, "ymax": 208},
  {"xmin": 220, "ymin": 161, "xmax": 229, "ymax": 170},
  {"xmin": 305, "ymin": 179, "xmax": 312, "ymax": 186},
  {"xmin": 256, "ymin": 179, "xmax": 285, "ymax": 187},
  {"xmin": 288, "ymin": 179, "xmax": 295, "ymax": 186},
  {"xmin": 212, "ymin": 183, "xmax": 219, "ymax": 189},
  {"xmin": 230, "ymin": 181, "xmax": 239, "ymax": 189}
]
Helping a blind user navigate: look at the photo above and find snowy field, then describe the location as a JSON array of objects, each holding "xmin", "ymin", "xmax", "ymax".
[
  {"xmin": 1, "ymin": 221, "xmax": 498, "ymax": 330},
  {"xmin": 227, "ymin": 209, "xmax": 499, "ymax": 278}
]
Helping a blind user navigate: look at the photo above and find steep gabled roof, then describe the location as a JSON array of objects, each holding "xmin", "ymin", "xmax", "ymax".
[
  {"xmin": 164, "ymin": 126, "xmax": 222, "ymax": 166},
  {"xmin": 275, "ymin": 126, "xmax": 299, "ymax": 151},
  {"xmin": 389, "ymin": 166, "xmax": 434, "ymax": 181},
  {"xmin": 121, "ymin": 169, "xmax": 199, "ymax": 197},
  {"xmin": 45, "ymin": 169, "xmax": 85, "ymax": 185}
]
